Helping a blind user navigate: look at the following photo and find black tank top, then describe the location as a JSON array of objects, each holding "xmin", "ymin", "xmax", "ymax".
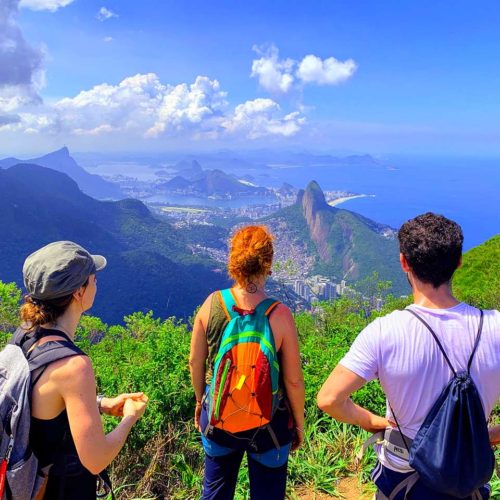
[
  {"xmin": 30, "ymin": 410, "xmax": 72, "ymax": 469},
  {"xmin": 27, "ymin": 328, "xmax": 97, "ymax": 499}
]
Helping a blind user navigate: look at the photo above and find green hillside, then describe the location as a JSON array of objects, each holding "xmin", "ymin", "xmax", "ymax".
[
  {"xmin": 0, "ymin": 164, "xmax": 229, "ymax": 323},
  {"xmin": 453, "ymin": 234, "xmax": 500, "ymax": 309},
  {"xmin": 263, "ymin": 181, "xmax": 408, "ymax": 295}
]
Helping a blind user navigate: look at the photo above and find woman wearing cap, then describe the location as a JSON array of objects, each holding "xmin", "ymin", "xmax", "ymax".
[
  {"xmin": 189, "ymin": 225, "xmax": 305, "ymax": 500},
  {"xmin": 20, "ymin": 241, "xmax": 148, "ymax": 499}
]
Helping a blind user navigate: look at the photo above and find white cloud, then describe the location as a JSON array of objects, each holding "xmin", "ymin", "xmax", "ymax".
[
  {"xmin": 2, "ymin": 73, "xmax": 305, "ymax": 140},
  {"xmin": 223, "ymin": 98, "xmax": 305, "ymax": 139},
  {"xmin": 251, "ymin": 45, "xmax": 357, "ymax": 94},
  {"xmin": 0, "ymin": 0, "xmax": 45, "ymax": 117},
  {"xmin": 297, "ymin": 54, "xmax": 357, "ymax": 85},
  {"xmin": 19, "ymin": 0, "xmax": 75, "ymax": 11},
  {"xmin": 0, "ymin": 0, "xmax": 44, "ymax": 88},
  {"xmin": 251, "ymin": 45, "xmax": 295, "ymax": 94},
  {"xmin": 97, "ymin": 7, "xmax": 118, "ymax": 21}
]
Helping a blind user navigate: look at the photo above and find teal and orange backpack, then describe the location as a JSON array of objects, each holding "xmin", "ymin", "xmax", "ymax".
[{"xmin": 207, "ymin": 288, "xmax": 281, "ymax": 435}]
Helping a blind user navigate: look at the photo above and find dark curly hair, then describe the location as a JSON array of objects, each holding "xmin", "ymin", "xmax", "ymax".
[{"xmin": 398, "ymin": 212, "xmax": 463, "ymax": 288}]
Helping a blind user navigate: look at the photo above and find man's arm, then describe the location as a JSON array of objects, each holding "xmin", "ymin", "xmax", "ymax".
[{"xmin": 317, "ymin": 364, "xmax": 390, "ymax": 433}]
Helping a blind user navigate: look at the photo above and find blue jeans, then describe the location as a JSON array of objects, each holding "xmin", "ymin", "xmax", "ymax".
[
  {"xmin": 201, "ymin": 434, "xmax": 290, "ymax": 500},
  {"xmin": 372, "ymin": 462, "xmax": 491, "ymax": 499}
]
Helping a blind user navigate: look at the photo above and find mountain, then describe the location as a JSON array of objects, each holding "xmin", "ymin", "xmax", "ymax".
[
  {"xmin": 159, "ymin": 169, "xmax": 272, "ymax": 197},
  {"xmin": 172, "ymin": 159, "xmax": 204, "ymax": 181},
  {"xmin": 0, "ymin": 164, "xmax": 229, "ymax": 323},
  {"xmin": 0, "ymin": 147, "xmax": 122, "ymax": 200},
  {"xmin": 262, "ymin": 181, "xmax": 407, "ymax": 294},
  {"xmin": 453, "ymin": 235, "xmax": 499, "ymax": 309},
  {"xmin": 277, "ymin": 182, "xmax": 298, "ymax": 197}
]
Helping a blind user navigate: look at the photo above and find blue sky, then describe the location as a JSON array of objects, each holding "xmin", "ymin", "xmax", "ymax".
[{"xmin": 2, "ymin": 0, "xmax": 500, "ymax": 155}]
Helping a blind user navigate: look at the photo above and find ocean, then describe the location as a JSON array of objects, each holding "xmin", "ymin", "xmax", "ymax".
[
  {"xmin": 84, "ymin": 154, "xmax": 500, "ymax": 251},
  {"xmin": 257, "ymin": 156, "xmax": 500, "ymax": 251}
]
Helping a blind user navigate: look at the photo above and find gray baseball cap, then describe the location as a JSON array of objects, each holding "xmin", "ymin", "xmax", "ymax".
[{"xmin": 23, "ymin": 241, "xmax": 107, "ymax": 300}]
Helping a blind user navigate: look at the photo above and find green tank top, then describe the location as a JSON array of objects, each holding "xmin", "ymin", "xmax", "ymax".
[{"xmin": 205, "ymin": 292, "xmax": 230, "ymax": 384}]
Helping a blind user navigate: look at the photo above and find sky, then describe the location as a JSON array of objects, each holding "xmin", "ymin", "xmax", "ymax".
[{"xmin": 1, "ymin": 0, "xmax": 500, "ymax": 156}]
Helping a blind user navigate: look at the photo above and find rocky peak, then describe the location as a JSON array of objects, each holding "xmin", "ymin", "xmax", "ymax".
[{"xmin": 299, "ymin": 181, "xmax": 333, "ymax": 262}]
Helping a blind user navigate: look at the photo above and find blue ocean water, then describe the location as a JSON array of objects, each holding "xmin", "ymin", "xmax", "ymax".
[{"xmin": 259, "ymin": 156, "xmax": 500, "ymax": 251}]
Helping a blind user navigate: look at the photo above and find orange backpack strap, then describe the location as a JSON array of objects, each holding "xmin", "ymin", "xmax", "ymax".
[
  {"xmin": 264, "ymin": 300, "xmax": 280, "ymax": 317},
  {"xmin": 218, "ymin": 289, "xmax": 240, "ymax": 320},
  {"xmin": 216, "ymin": 291, "xmax": 231, "ymax": 322},
  {"xmin": 253, "ymin": 298, "xmax": 280, "ymax": 318}
]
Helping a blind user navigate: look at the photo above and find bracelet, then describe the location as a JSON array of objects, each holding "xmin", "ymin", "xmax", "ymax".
[
  {"xmin": 295, "ymin": 426, "xmax": 304, "ymax": 433},
  {"xmin": 195, "ymin": 400, "xmax": 202, "ymax": 406},
  {"xmin": 97, "ymin": 394, "xmax": 105, "ymax": 414}
]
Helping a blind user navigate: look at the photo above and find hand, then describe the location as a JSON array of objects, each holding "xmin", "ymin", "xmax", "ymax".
[
  {"xmin": 488, "ymin": 424, "xmax": 500, "ymax": 446},
  {"xmin": 194, "ymin": 403, "xmax": 202, "ymax": 431},
  {"xmin": 122, "ymin": 396, "xmax": 148, "ymax": 421},
  {"xmin": 363, "ymin": 414, "xmax": 394, "ymax": 434},
  {"xmin": 291, "ymin": 426, "xmax": 304, "ymax": 452},
  {"xmin": 100, "ymin": 392, "xmax": 146, "ymax": 417}
]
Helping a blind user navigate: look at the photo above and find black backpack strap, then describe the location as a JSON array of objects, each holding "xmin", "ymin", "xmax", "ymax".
[
  {"xmin": 405, "ymin": 308, "xmax": 457, "ymax": 377},
  {"xmin": 467, "ymin": 309, "xmax": 484, "ymax": 374},
  {"xmin": 28, "ymin": 341, "xmax": 86, "ymax": 387}
]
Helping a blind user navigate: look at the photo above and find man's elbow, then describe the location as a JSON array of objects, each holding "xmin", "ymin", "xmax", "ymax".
[{"xmin": 317, "ymin": 390, "xmax": 342, "ymax": 415}]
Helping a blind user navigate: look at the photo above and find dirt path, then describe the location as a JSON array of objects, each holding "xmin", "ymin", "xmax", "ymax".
[{"xmin": 296, "ymin": 477, "xmax": 372, "ymax": 499}]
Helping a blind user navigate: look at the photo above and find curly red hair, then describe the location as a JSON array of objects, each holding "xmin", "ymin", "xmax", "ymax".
[{"xmin": 228, "ymin": 225, "xmax": 274, "ymax": 286}]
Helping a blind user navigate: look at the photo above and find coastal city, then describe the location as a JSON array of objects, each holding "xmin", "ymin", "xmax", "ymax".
[{"xmin": 151, "ymin": 193, "xmax": 389, "ymax": 313}]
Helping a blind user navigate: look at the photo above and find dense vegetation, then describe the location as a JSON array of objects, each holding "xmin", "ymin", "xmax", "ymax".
[
  {"xmin": 453, "ymin": 234, "xmax": 500, "ymax": 309},
  {"xmin": 0, "ymin": 163, "xmax": 229, "ymax": 324},
  {"xmin": 0, "ymin": 273, "xmax": 498, "ymax": 498},
  {"xmin": 0, "ymin": 236, "xmax": 498, "ymax": 498}
]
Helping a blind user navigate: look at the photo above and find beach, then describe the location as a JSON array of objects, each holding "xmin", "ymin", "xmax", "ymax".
[{"xmin": 327, "ymin": 194, "xmax": 374, "ymax": 207}]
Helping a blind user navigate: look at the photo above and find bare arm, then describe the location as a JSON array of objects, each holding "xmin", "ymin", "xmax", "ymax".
[
  {"xmin": 317, "ymin": 364, "xmax": 390, "ymax": 433},
  {"xmin": 489, "ymin": 424, "xmax": 500, "ymax": 445},
  {"xmin": 271, "ymin": 305, "xmax": 305, "ymax": 434},
  {"xmin": 57, "ymin": 356, "xmax": 146, "ymax": 475},
  {"xmin": 189, "ymin": 295, "xmax": 211, "ymax": 403}
]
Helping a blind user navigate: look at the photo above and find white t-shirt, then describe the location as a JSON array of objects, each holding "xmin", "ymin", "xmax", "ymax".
[{"xmin": 339, "ymin": 303, "xmax": 500, "ymax": 471}]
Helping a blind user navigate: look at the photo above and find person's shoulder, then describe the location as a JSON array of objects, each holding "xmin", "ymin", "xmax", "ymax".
[
  {"xmin": 369, "ymin": 308, "xmax": 411, "ymax": 329},
  {"xmin": 269, "ymin": 302, "xmax": 292, "ymax": 319},
  {"xmin": 356, "ymin": 309, "xmax": 412, "ymax": 343},
  {"xmin": 197, "ymin": 291, "xmax": 218, "ymax": 316},
  {"xmin": 479, "ymin": 308, "xmax": 500, "ymax": 333},
  {"xmin": 51, "ymin": 354, "xmax": 93, "ymax": 385},
  {"xmin": 481, "ymin": 308, "xmax": 500, "ymax": 319}
]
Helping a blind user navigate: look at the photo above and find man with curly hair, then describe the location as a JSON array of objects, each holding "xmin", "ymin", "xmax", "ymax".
[{"xmin": 318, "ymin": 212, "xmax": 499, "ymax": 499}]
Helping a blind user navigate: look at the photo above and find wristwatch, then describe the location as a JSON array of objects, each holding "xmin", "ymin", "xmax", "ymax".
[{"xmin": 97, "ymin": 394, "xmax": 105, "ymax": 414}]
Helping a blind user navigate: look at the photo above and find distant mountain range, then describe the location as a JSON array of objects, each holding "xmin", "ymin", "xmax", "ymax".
[
  {"xmin": 0, "ymin": 147, "xmax": 122, "ymax": 200},
  {"xmin": 159, "ymin": 161, "xmax": 272, "ymax": 198},
  {"xmin": 263, "ymin": 181, "xmax": 408, "ymax": 295},
  {"xmin": 0, "ymin": 163, "xmax": 229, "ymax": 323}
]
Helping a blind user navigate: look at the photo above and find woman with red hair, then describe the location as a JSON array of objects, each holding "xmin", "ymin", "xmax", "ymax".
[{"xmin": 190, "ymin": 225, "xmax": 305, "ymax": 500}]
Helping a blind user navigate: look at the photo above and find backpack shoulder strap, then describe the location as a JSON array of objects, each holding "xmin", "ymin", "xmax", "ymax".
[
  {"xmin": 218, "ymin": 288, "xmax": 239, "ymax": 320},
  {"xmin": 255, "ymin": 298, "xmax": 280, "ymax": 318},
  {"xmin": 27, "ymin": 341, "xmax": 86, "ymax": 387},
  {"xmin": 405, "ymin": 308, "xmax": 457, "ymax": 376},
  {"xmin": 467, "ymin": 309, "xmax": 484, "ymax": 374}
]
